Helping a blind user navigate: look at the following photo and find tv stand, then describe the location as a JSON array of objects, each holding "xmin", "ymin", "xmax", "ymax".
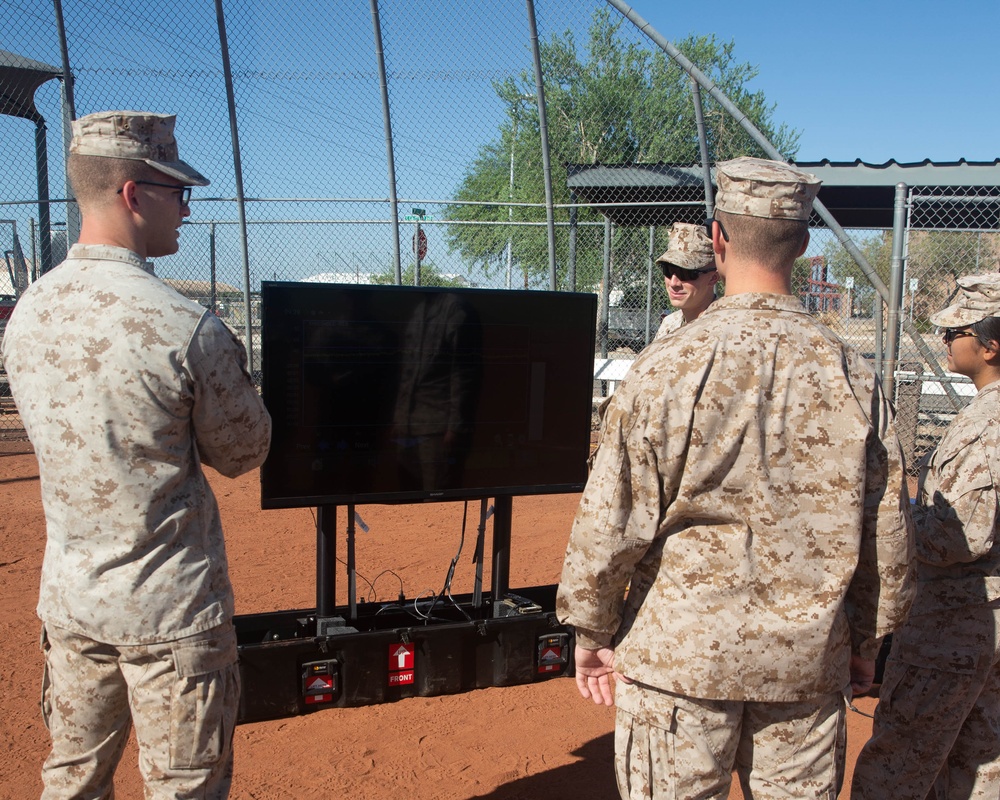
[{"xmin": 234, "ymin": 496, "xmax": 575, "ymax": 723}]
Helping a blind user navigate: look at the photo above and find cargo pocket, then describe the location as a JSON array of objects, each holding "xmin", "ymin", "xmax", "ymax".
[
  {"xmin": 168, "ymin": 626, "xmax": 239, "ymax": 770},
  {"xmin": 39, "ymin": 625, "xmax": 52, "ymax": 732},
  {"xmin": 895, "ymin": 637, "xmax": 980, "ymax": 676},
  {"xmin": 879, "ymin": 638, "xmax": 980, "ymax": 726}
]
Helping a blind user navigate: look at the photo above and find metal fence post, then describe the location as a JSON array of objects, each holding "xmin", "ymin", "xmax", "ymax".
[
  {"xmin": 600, "ymin": 217, "xmax": 611, "ymax": 357},
  {"xmin": 885, "ymin": 183, "xmax": 921, "ymax": 464},
  {"xmin": 414, "ymin": 218, "xmax": 421, "ymax": 286},
  {"xmin": 525, "ymin": 0, "xmax": 557, "ymax": 290},
  {"xmin": 568, "ymin": 191, "xmax": 578, "ymax": 292},
  {"xmin": 690, "ymin": 77, "xmax": 714, "ymax": 217},
  {"xmin": 370, "ymin": 0, "xmax": 402, "ymax": 286},
  {"xmin": 29, "ymin": 218, "xmax": 36, "ymax": 282},
  {"xmin": 885, "ymin": 182, "xmax": 907, "ymax": 398},
  {"xmin": 645, "ymin": 225, "xmax": 655, "ymax": 344},
  {"xmin": 32, "ymin": 117, "xmax": 53, "ymax": 274},
  {"xmin": 214, "ymin": 0, "xmax": 253, "ymax": 369},
  {"xmin": 209, "ymin": 222, "xmax": 217, "ymax": 313},
  {"xmin": 52, "ymin": 0, "xmax": 79, "ymax": 250}
]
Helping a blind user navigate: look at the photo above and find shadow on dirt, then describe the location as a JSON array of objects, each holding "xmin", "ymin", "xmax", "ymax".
[{"xmin": 468, "ymin": 733, "xmax": 616, "ymax": 799}]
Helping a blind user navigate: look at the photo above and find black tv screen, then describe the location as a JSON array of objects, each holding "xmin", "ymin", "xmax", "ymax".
[{"xmin": 259, "ymin": 281, "xmax": 597, "ymax": 508}]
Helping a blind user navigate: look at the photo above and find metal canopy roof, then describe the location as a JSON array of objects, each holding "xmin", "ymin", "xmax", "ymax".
[
  {"xmin": 0, "ymin": 49, "xmax": 62, "ymax": 122},
  {"xmin": 566, "ymin": 160, "xmax": 1000, "ymax": 230}
]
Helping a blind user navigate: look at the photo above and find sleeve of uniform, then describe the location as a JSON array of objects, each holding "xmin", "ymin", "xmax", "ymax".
[
  {"xmin": 185, "ymin": 313, "xmax": 272, "ymax": 478},
  {"xmin": 913, "ymin": 431, "xmax": 998, "ymax": 566},
  {"xmin": 556, "ymin": 391, "xmax": 661, "ymax": 650},
  {"xmin": 845, "ymin": 378, "xmax": 915, "ymax": 660}
]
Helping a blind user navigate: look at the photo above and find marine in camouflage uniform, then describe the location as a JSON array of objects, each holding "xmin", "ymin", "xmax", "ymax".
[
  {"xmin": 853, "ymin": 275, "xmax": 1000, "ymax": 800},
  {"xmin": 595, "ymin": 223, "xmax": 718, "ymax": 435},
  {"xmin": 557, "ymin": 157, "xmax": 915, "ymax": 800},
  {"xmin": 1, "ymin": 111, "xmax": 272, "ymax": 800},
  {"xmin": 652, "ymin": 221, "xmax": 719, "ymax": 342}
]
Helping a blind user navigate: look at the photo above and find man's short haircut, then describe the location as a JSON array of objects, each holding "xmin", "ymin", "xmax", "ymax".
[
  {"xmin": 717, "ymin": 209, "xmax": 809, "ymax": 274},
  {"xmin": 67, "ymin": 154, "xmax": 153, "ymax": 209}
]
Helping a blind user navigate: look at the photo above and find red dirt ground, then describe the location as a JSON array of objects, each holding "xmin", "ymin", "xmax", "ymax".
[{"xmin": 0, "ymin": 439, "xmax": 878, "ymax": 800}]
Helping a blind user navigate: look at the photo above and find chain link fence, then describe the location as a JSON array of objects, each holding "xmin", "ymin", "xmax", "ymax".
[
  {"xmin": 2, "ymin": 0, "xmax": 998, "ymax": 468},
  {"xmin": 892, "ymin": 188, "xmax": 1000, "ymax": 472}
]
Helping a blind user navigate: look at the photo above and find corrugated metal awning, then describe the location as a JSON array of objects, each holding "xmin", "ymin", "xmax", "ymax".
[
  {"xmin": 566, "ymin": 159, "xmax": 1000, "ymax": 230},
  {"xmin": 0, "ymin": 49, "xmax": 61, "ymax": 122}
]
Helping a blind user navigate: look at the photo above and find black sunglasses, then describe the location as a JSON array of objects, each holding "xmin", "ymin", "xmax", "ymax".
[
  {"xmin": 942, "ymin": 329, "xmax": 977, "ymax": 344},
  {"xmin": 705, "ymin": 217, "xmax": 729, "ymax": 242},
  {"xmin": 118, "ymin": 180, "xmax": 192, "ymax": 207},
  {"xmin": 661, "ymin": 262, "xmax": 717, "ymax": 282}
]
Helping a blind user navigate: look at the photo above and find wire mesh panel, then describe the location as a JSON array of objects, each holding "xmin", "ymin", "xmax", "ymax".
[
  {"xmin": 796, "ymin": 225, "xmax": 885, "ymax": 358},
  {"xmin": 893, "ymin": 186, "xmax": 1000, "ymax": 472},
  {"xmin": 2, "ymin": 0, "xmax": 997, "ymax": 451}
]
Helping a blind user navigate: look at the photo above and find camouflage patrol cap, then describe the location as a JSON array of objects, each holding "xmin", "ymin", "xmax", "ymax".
[
  {"xmin": 930, "ymin": 273, "xmax": 1000, "ymax": 328},
  {"xmin": 70, "ymin": 111, "xmax": 209, "ymax": 187},
  {"xmin": 715, "ymin": 157, "xmax": 820, "ymax": 221},
  {"xmin": 655, "ymin": 222, "xmax": 715, "ymax": 271}
]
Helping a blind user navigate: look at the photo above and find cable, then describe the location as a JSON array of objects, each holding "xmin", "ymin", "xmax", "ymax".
[
  {"xmin": 411, "ymin": 588, "xmax": 449, "ymax": 622},
  {"xmin": 369, "ymin": 569, "xmax": 405, "ymax": 603},
  {"xmin": 306, "ymin": 504, "xmax": 474, "ymax": 622},
  {"xmin": 412, "ymin": 502, "xmax": 474, "ymax": 624},
  {"xmin": 444, "ymin": 503, "xmax": 474, "ymax": 622},
  {"xmin": 308, "ymin": 506, "xmax": 377, "ymax": 604}
]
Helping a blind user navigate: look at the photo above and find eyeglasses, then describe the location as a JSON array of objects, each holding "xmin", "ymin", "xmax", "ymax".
[
  {"xmin": 705, "ymin": 217, "xmax": 729, "ymax": 242},
  {"xmin": 118, "ymin": 181, "xmax": 192, "ymax": 207},
  {"xmin": 942, "ymin": 329, "xmax": 977, "ymax": 344},
  {"xmin": 660, "ymin": 262, "xmax": 717, "ymax": 282}
]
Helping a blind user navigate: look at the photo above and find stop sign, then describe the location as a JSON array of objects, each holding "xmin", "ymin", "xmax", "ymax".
[{"xmin": 413, "ymin": 229, "xmax": 427, "ymax": 260}]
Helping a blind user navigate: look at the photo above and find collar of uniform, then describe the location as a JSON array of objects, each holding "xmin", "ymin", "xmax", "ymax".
[
  {"xmin": 977, "ymin": 378, "xmax": 1000, "ymax": 400},
  {"xmin": 701, "ymin": 292, "xmax": 807, "ymax": 316},
  {"xmin": 66, "ymin": 243, "xmax": 156, "ymax": 275}
]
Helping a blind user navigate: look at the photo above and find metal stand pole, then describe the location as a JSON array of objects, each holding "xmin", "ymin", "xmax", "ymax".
[
  {"xmin": 316, "ymin": 505, "xmax": 337, "ymax": 618},
  {"xmin": 490, "ymin": 496, "xmax": 512, "ymax": 614}
]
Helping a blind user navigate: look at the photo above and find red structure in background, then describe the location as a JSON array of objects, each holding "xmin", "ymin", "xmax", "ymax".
[{"xmin": 802, "ymin": 256, "xmax": 843, "ymax": 314}]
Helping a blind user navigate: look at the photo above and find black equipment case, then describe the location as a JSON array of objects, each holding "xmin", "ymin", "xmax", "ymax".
[{"xmin": 235, "ymin": 498, "xmax": 575, "ymax": 724}]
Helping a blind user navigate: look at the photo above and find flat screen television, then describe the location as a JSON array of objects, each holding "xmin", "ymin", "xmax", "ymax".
[{"xmin": 259, "ymin": 281, "xmax": 598, "ymax": 509}]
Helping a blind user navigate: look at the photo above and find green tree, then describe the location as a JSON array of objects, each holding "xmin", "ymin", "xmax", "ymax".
[
  {"xmin": 445, "ymin": 9, "xmax": 800, "ymax": 292},
  {"xmin": 370, "ymin": 261, "xmax": 468, "ymax": 288},
  {"xmin": 815, "ymin": 230, "xmax": 999, "ymax": 328},
  {"xmin": 906, "ymin": 231, "xmax": 999, "ymax": 326}
]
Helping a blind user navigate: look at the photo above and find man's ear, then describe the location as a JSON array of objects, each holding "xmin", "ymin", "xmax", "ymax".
[
  {"xmin": 711, "ymin": 220, "xmax": 725, "ymax": 255},
  {"xmin": 796, "ymin": 229, "xmax": 811, "ymax": 258},
  {"xmin": 118, "ymin": 181, "xmax": 141, "ymax": 213}
]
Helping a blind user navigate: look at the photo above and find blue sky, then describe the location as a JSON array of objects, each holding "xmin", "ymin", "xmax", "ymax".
[
  {"xmin": 1, "ymin": 0, "xmax": 997, "ymax": 287},
  {"xmin": 626, "ymin": 0, "xmax": 999, "ymax": 163}
]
